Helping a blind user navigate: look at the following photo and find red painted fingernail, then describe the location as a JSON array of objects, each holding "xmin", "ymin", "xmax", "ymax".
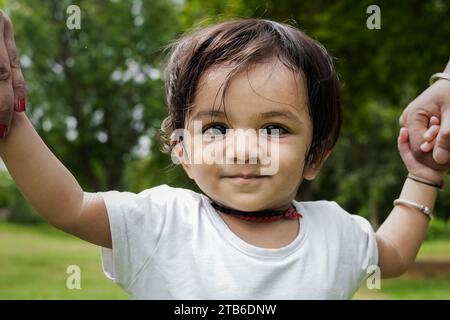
[
  {"xmin": 18, "ymin": 97, "xmax": 26, "ymax": 112},
  {"xmin": 0, "ymin": 124, "xmax": 7, "ymax": 139}
]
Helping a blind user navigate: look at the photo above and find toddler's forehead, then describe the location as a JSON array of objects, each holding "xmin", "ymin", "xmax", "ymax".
[{"xmin": 192, "ymin": 60, "xmax": 308, "ymax": 115}]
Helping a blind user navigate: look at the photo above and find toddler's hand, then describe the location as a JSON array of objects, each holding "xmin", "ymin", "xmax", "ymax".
[{"xmin": 398, "ymin": 116, "xmax": 446, "ymax": 184}]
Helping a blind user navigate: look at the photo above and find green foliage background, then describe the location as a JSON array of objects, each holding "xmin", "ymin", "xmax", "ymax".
[{"xmin": 0, "ymin": 0, "xmax": 449, "ymax": 229}]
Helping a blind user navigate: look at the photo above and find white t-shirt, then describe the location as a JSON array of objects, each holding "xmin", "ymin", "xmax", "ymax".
[{"xmin": 99, "ymin": 184, "xmax": 378, "ymax": 299}]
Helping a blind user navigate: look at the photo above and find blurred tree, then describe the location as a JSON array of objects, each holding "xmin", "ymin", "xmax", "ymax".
[
  {"xmin": 6, "ymin": 0, "xmax": 181, "ymax": 192},
  {"xmin": 0, "ymin": 0, "xmax": 192, "ymax": 221}
]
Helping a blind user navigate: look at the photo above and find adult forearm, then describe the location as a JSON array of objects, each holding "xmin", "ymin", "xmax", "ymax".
[
  {"xmin": 0, "ymin": 112, "xmax": 84, "ymax": 229},
  {"xmin": 376, "ymin": 178, "xmax": 436, "ymax": 276}
]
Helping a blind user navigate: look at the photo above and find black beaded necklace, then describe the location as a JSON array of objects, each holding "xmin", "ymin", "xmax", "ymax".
[{"xmin": 208, "ymin": 198, "xmax": 302, "ymax": 222}]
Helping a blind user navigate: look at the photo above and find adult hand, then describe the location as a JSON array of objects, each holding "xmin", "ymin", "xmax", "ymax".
[
  {"xmin": 0, "ymin": 10, "xmax": 27, "ymax": 139},
  {"xmin": 399, "ymin": 59, "xmax": 450, "ymax": 171}
]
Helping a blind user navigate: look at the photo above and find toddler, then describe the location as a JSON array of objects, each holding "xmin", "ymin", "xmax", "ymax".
[{"xmin": 0, "ymin": 18, "xmax": 447, "ymax": 299}]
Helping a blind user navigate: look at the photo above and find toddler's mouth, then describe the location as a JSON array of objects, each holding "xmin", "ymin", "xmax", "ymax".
[{"xmin": 223, "ymin": 174, "xmax": 269, "ymax": 184}]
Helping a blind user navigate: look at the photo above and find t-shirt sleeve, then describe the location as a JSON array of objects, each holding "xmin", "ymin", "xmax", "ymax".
[
  {"xmin": 97, "ymin": 184, "xmax": 173, "ymax": 291},
  {"xmin": 349, "ymin": 214, "xmax": 379, "ymax": 276},
  {"xmin": 333, "ymin": 202, "xmax": 379, "ymax": 290}
]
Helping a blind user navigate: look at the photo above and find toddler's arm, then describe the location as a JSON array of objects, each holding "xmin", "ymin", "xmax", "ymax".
[
  {"xmin": 376, "ymin": 117, "xmax": 445, "ymax": 278},
  {"xmin": 0, "ymin": 112, "xmax": 111, "ymax": 248}
]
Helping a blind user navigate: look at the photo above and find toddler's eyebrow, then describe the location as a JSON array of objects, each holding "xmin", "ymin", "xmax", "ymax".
[{"xmin": 191, "ymin": 110, "xmax": 302, "ymax": 123}]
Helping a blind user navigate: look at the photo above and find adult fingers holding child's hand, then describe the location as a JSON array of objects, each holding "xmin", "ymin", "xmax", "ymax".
[
  {"xmin": 0, "ymin": 10, "xmax": 26, "ymax": 139},
  {"xmin": 399, "ymin": 68, "xmax": 450, "ymax": 170},
  {"xmin": 398, "ymin": 127, "xmax": 446, "ymax": 184},
  {"xmin": 433, "ymin": 102, "xmax": 450, "ymax": 165},
  {"xmin": 420, "ymin": 116, "xmax": 440, "ymax": 153},
  {"xmin": 3, "ymin": 11, "xmax": 26, "ymax": 112}
]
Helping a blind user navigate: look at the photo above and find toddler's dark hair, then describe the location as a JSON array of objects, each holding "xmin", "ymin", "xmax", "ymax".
[{"xmin": 159, "ymin": 18, "xmax": 341, "ymax": 166}]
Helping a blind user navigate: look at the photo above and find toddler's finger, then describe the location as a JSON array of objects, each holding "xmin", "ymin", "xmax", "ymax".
[
  {"xmin": 423, "ymin": 124, "xmax": 440, "ymax": 142},
  {"xmin": 429, "ymin": 116, "xmax": 440, "ymax": 126},
  {"xmin": 420, "ymin": 139, "xmax": 436, "ymax": 153}
]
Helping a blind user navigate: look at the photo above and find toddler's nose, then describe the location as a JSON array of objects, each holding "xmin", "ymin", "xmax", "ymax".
[{"xmin": 225, "ymin": 128, "xmax": 260, "ymax": 164}]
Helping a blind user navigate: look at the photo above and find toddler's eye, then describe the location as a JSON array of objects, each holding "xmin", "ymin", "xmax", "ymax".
[
  {"xmin": 261, "ymin": 124, "xmax": 288, "ymax": 136},
  {"xmin": 202, "ymin": 124, "xmax": 228, "ymax": 137}
]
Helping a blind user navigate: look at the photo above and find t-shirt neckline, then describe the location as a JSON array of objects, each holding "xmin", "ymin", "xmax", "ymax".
[{"xmin": 200, "ymin": 194, "xmax": 308, "ymax": 259}]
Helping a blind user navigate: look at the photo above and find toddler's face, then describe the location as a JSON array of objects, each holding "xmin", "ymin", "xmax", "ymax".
[{"xmin": 175, "ymin": 58, "xmax": 328, "ymax": 211}]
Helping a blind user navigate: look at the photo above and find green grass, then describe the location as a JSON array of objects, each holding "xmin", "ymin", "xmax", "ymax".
[
  {"xmin": 355, "ymin": 276, "xmax": 450, "ymax": 300},
  {"xmin": 417, "ymin": 240, "xmax": 450, "ymax": 259},
  {"xmin": 1, "ymin": 220, "xmax": 450, "ymax": 300},
  {"xmin": 354, "ymin": 276, "xmax": 450, "ymax": 300},
  {"xmin": 353, "ymin": 239, "xmax": 450, "ymax": 300},
  {"xmin": 0, "ymin": 220, "xmax": 127, "ymax": 299}
]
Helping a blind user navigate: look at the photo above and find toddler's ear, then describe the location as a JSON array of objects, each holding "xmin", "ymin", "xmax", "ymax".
[
  {"xmin": 302, "ymin": 149, "xmax": 332, "ymax": 181},
  {"xmin": 172, "ymin": 140, "xmax": 194, "ymax": 180}
]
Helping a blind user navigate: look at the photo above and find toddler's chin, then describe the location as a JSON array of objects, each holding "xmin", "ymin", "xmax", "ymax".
[{"xmin": 218, "ymin": 193, "xmax": 272, "ymax": 212}]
